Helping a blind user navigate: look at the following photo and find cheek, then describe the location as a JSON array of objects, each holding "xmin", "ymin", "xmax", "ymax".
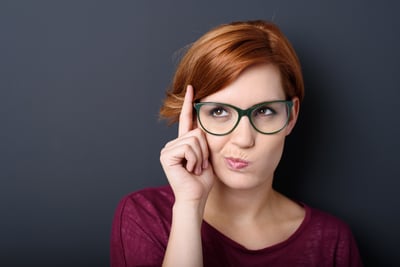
[
  {"xmin": 251, "ymin": 134, "xmax": 286, "ymax": 174},
  {"xmin": 205, "ymin": 134, "xmax": 226, "ymax": 154},
  {"xmin": 204, "ymin": 135, "xmax": 229, "ymax": 166}
]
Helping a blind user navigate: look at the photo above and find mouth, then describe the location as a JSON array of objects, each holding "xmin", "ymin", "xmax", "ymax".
[{"xmin": 225, "ymin": 157, "xmax": 250, "ymax": 170}]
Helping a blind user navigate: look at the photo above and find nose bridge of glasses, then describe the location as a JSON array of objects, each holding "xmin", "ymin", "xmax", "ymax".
[
  {"xmin": 232, "ymin": 107, "xmax": 256, "ymax": 132},
  {"xmin": 236, "ymin": 106, "xmax": 253, "ymax": 120}
]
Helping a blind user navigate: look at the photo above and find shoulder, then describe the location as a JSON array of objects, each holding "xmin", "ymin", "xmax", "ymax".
[
  {"xmin": 283, "ymin": 202, "xmax": 357, "ymax": 248},
  {"xmin": 111, "ymin": 185, "xmax": 174, "ymax": 237},
  {"xmin": 110, "ymin": 186, "xmax": 174, "ymax": 266},
  {"xmin": 111, "ymin": 185, "xmax": 174, "ymax": 250},
  {"xmin": 304, "ymin": 204, "xmax": 353, "ymax": 235},
  {"xmin": 115, "ymin": 185, "xmax": 174, "ymax": 221},
  {"xmin": 300, "ymin": 204, "xmax": 363, "ymax": 266},
  {"xmin": 300, "ymin": 203, "xmax": 355, "ymax": 244},
  {"xmin": 120, "ymin": 185, "xmax": 174, "ymax": 206}
]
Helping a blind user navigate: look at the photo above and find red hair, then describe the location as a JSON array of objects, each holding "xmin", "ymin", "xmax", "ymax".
[{"xmin": 160, "ymin": 20, "xmax": 304, "ymax": 124}]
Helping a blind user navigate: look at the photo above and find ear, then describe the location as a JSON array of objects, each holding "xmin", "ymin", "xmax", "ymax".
[{"xmin": 285, "ymin": 97, "xmax": 300, "ymax": 136}]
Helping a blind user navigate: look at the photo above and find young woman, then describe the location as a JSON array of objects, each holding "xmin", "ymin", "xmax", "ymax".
[{"xmin": 111, "ymin": 20, "xmax": 363, "ymax": 267}]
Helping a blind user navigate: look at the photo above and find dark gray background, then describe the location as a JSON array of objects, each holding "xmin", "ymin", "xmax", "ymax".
[{"xmin": 1, "ymin": 0, "xmax": 399, "ymax": 266}]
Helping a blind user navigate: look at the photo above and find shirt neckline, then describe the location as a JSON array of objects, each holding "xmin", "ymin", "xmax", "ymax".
[{"xmin": 201, "ymin": 202, "xmax": 312, "ymax": 253}]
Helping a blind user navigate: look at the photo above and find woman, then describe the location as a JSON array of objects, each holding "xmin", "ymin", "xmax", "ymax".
[{"xmin": 111, "ymin": 20, "xmax": 363, "ymax": 267}]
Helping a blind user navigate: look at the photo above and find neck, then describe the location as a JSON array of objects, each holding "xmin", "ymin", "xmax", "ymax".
[{"xmin": 204, "ymin": 179, "xmax": 279, "ymax": 224}]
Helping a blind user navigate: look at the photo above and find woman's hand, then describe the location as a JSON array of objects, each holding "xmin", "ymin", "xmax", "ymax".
[{"xmin": 160, "ymin": 85, "xmax": 214, "ymax": 205}]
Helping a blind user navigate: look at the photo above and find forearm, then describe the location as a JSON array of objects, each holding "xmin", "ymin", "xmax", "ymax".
[{"xmin": 162, "ymin": 202, "xmax": 205, "ymax": 267}]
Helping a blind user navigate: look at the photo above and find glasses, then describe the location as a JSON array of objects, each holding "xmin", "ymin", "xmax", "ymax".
[{"xmin": 193, "ymin": 100, "xmax": 293, "ymax": 136}]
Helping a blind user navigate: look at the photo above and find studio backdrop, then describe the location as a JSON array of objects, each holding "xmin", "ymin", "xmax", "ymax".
[{"xmin": 0, "ymin": 1, "xmax": 399, "ymax": 266}]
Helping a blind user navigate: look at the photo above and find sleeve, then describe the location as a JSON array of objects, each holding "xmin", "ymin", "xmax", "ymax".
[{"xmin": 110, "ymin": 193, "xmax": 169, "ymax": 267}]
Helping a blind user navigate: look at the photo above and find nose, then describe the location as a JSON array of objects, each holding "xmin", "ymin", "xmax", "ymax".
[{"xmin": 230, "ymin": 116, "xmax": 256, "ymax": 148}]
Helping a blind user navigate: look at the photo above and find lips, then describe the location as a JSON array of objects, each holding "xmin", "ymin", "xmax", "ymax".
[{"xmin": 225, "ymin": 157, "xmax": 249, "ymax": 170}]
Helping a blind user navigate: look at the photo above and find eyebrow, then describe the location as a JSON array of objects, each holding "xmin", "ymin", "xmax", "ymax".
[{"xmin": 197, "ymin": 99, "xmax": 287, "ymax": 108}]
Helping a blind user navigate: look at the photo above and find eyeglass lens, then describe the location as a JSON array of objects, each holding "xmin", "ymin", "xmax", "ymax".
[{"xmin": 197, "ymin": 101, "xmax": 290, "ymax": 135}]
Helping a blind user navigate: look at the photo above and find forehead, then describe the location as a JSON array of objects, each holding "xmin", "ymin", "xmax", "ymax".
[{"xmin": 201, "ymin": 64, "xmax": 285, "ymax": 108}]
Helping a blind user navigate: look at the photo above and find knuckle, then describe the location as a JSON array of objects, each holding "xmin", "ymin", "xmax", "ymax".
[
  {"xmin": 182, "ymin": 143, "xmax": 192, "ymax": 151},
  {"xmin": 164, "ymin": 139, "xmax": 175, "ymax": 148},
  {"xmin": 159, "ymin": 149, "xmax": 167, "ymax": 163},
  {"xmin": 160, "ymin": 147, "xmax": 166, "ymax": 157}
]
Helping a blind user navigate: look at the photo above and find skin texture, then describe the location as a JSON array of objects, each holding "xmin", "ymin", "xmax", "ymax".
[
  {"xmin": 160, "ymin": 64, "xmax": 303, "ymax": 266},
  {"xmin": 202, "ymin": 64, "xmax": 295, "ymax": 191}
]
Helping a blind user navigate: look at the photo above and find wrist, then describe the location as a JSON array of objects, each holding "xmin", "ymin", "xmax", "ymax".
[{"xmin": 172, "ymin": 200, "xmax": 206, "ymax": 225}]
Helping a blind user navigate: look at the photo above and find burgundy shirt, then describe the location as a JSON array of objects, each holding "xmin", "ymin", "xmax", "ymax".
[{"xmin": 110, "ymin": 186, "xmax": 363, "ymax": 267}]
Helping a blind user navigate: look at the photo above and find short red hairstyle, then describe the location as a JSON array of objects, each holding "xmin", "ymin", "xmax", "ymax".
[{"xmin": 160, "ymin": 20, "xmax": 304, "ymax": 124}]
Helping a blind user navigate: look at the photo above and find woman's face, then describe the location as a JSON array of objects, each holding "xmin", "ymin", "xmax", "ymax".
[{"xmin": 199, "ymin": 64, "xmax": 299, "ymax": 190}]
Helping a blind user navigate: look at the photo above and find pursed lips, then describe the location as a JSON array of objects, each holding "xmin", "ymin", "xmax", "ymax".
[{"xmin": 225, "ymin": 157, "xmax": 250, "ymax": 170}]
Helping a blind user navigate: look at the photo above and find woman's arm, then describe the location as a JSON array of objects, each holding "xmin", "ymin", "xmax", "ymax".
[
  {"xmin": 162, "ymin": 202, "xmax": 205, "ymax": 267},
  {"xmin": 160, "ymin": 85, "xmax": 214, "ymax": 267}
]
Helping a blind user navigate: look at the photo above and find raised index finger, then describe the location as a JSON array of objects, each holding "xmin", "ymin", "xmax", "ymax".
[{"xmin": 178, "ymin": 85, "xmax": 194, "ymax": 137}]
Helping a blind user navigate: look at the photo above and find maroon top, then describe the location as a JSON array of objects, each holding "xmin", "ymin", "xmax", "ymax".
[{"xmin": 110, "ymin": 186, "xmax": 363, "ymax": 267}]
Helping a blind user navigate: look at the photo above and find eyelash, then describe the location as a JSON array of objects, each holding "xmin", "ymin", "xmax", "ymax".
[
  {"xmin": 210, "ymin": 107, "xmax": 229, "ymax": 117},
  {"xmin": 254, "ymin": 107, "xmax": 275, "ymax": 116}
]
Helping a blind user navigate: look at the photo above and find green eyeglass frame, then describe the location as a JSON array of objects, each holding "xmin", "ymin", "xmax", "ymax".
[{"xmin": 193, "ymin": 100, "xmax": 293, "ymax": 136}]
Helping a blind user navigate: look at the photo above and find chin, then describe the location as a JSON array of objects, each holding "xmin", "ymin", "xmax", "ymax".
[{"xmin": 215, "ymin": 170, "xmax": 271, "ymax": 191}]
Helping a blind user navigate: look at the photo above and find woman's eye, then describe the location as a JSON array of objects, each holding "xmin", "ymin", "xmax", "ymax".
[
  {"xmin": 255, "ymin": 106, "xmax": 274, "ymax": 116},
  {"xmin": 210, "ymin": 107, "xmax": 229, "ymax": 117}
]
